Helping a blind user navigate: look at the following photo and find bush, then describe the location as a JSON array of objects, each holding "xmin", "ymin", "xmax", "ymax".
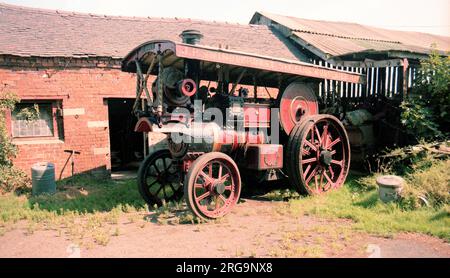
[
  {"xmin": 0, "ymin": 91, "xmax": 31, "ymax": 194},
  {"xmin": 0, "ymin": 165, "xmax": 31, "ymax": 194},
  {"xmin": 0, "ymin": 91, "xmax": 19, "ymax": 166},
  {"xmin": 401, "ymin": 48, "xmax": 450, "ymax": 140},
  {"xmin": 400, "ymin": 159, "xmax": 449, "ymax": 210}
]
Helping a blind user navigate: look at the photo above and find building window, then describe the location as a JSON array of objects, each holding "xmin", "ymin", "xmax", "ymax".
[{"xmin": 11, "ymin": 101, "xmax": 63, "ymax": 139}]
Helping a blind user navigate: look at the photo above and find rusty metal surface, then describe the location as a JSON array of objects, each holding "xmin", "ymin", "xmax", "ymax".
[
  {"xmin": 122, "ymin": 40, "xmax": 365, "ymax": 84},
  {"xmin": 252, "ymin": 12, "xmax": 450, "ymax": 57}
]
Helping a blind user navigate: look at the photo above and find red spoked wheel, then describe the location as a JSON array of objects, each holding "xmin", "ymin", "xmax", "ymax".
[
  {"xmin": 184, "ymin": 152, "xmax": 241, "ymax": 220},
  {"xmin": 286, "ymin": 115, "xmax": 350, "ymax": 195},
  {"xmin": 137, "ymin": 149, "xmax": 183, "ymax": 206}
]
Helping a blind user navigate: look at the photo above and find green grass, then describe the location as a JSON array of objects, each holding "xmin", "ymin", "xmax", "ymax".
[
  {"xmin": 0, "ymin": 175, "xmax": 149, "ymax": 246},
  {"xmin": 276, "ymin": 175, "xmax": 450, "ymax": 241},
  {"xmin": 1, "ymin": 168, "xmax": 448, "ymax": 248}
]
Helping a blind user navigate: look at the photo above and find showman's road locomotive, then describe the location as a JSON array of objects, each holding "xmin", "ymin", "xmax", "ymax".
[{"xmin": 121, "ymin": 30, "xmax": 365, "ymax": 220}]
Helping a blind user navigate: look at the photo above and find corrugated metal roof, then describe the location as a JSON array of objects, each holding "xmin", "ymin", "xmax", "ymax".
[
  {"xmin": 0, "ymin": 3, "xmax": 302, "ymax": 61},
  {"xmin": 252, "ymin": 12, "xmax": 450, "ymax": 58}
]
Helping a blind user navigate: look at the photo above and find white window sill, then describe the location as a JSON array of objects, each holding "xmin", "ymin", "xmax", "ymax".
[{"xmin": 12, "ymin": 139, "xmax": 65, "ymax": 145}]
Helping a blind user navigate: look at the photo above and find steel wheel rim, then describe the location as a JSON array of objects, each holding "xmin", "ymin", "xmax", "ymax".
[
  {"xmin": 143, "ymin": 152, "xmax": 182, "ymax": 205},
  {"xmin": 299, "ymin": 117, "xmax": 350, "ymax": 194},
  {"xmin": 192, "ymin": 159, "xmax": 240, "ymax": 218}
]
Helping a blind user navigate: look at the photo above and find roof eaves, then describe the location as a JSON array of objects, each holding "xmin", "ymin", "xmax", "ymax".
[{"xmin": 289, "ymin": 35, "xmax": 330, "ymax": 60}]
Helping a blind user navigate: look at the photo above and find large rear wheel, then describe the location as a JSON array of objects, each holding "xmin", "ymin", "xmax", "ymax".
[{"xmin": 286, "ymin": 115, "xmax": 350, "ymax": 195}]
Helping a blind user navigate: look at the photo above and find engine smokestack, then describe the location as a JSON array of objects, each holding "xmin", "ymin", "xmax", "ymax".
[{"xmin": 180, "ymin": 29, "xmax": 203, "ymax": 45}]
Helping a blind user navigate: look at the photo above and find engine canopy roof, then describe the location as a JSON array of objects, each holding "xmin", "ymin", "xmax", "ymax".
[{"xmin": 121, "ymin": 40, "xmax": 365, "ymax": 87}]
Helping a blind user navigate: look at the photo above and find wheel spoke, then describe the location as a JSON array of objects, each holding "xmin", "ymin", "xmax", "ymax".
[
  {"xmin": 218, "ymin": 164, "xmax": 223, "ymax": 180},
  {"xmin": 304, "ymin": 139, "xmax": 317, "ymax": 152},
  {"xmin": 153, "ymin": 163, "xmax": 162, "ymax": 175},
  {"xmin": 328, "ymin": 137, "xmax": 341, "ymax": 149},
  {"xmin": 197, "ymin": 191, "xmax": 210, "ymax": 202},
  {"xmin": 194, "ymin": 183, "xmax": 205, "ymax": 189},
  {"xmin": 162, "ymin": 184, "xmax": 167, "ymax": 199},
  {"xmin": 315, "ymin": 126, "xmax": 322, "ymax": 145},
  {"xmin": 319, "ymin": 171, "xmax": 324, "ymax": 189},
  {"xmin": 155, "ymin": 184, "xmax": 164, "ymax": 194},
  {"xmin": 321, "ymin": 124, "xmax": 329, "ymax": 148},
  {"xmin": 147, "ymin": 179, "xmax": 158, "ymax": 188},
  {"xmin": 218, "ymin": 194, "xmax": 227, "ymax": 204},
  {"xmin": 199, "ymin": 170, "xmax": 214, "ymax": 185},
  {"xmin": 301, "ymin": 157, "xmax": 317, "ymax": 165},
  {"xmin": 304, "ymin": 165, "xmax": 319, "ymax": 184},
  {"xmin": 331, "ymin": 159, "xmax": 343, "ymax": 167},
  {"xmin": 303, "ymin": 164, "xmax": 312, "ymax": 178},
  {"xmin": 162, "ymin": 158, "xmax": 168, "ymax": 171},
  {"xmin": 323, "ymin": 181, "xmax": 331, "ymax": 191},
  {"xmin": 314, "ymin": 174, "xmax": 319, "ymax": 191},
  {"xmin": 218, "ymin": 173, "xmax": 230, "ymax": 184},
  {"xmin": 302, "ymin": 148, "xmax": 311, "ymax": 156},
  {"xmin": 328, "ymin": 165, "xmax": 335, "ymax": 179},
  {"xmin": 169, "ymin": 183, "xmax": 177, "ymax": 194},
  {"xmin": 323, "ymin": 172, "xmax": 335, "ymax": 188}
]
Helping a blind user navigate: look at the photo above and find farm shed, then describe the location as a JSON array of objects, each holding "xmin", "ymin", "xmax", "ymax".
[
  {"xmin": 251, "ymin": 12, "xmax": 449, "ymax": 157},
  {"xmin": 0, "ymin": 3, "xmax": 304, "ymax": 179},
  {"xmin": 251, "ymin": 11, "xmax": 449, "ymax": 100}
]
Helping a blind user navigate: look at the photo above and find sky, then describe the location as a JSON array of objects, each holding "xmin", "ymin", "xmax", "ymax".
[{"xmin": 2, "ymin": 0, "xmax": 449, "ymax": 36}]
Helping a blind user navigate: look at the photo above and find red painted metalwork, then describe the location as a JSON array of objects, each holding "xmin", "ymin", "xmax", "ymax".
[
  {"xmin": 279, "ymin": 82, "xmax": 319, "ymax": 135},
  {"xmin": 292, "ymin": 115, "xmax": 350, "ymax": 195},
  {"xmin": 178, "ymin": 79, "xmax": 197, "ymax": 97},
  {"xmin": 134, "ymin": 117, "xmax": 153, "ymax": 132},
  {"xmin": 184, "ymin": 152, "xmax": 241, "ymax": 220},
  {"xmin": 175, "ymin": 44, "xmax": 365, "ymax": 84},
  {"xmin": 243, "ymin": 104, "xmax": 271, "ymax": 128},
  {"xmin": 122, "ymin": 40, "xmax": 365, "ymax": 85},
  {"xmin": 245, "ymin": 144, "xmax": 283, "ymax": 170}
]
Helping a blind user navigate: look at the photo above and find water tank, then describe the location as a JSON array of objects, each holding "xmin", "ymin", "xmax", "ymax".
[{"xmin": 31, "ymin": 162, "xmax": 56, "ymax": 196}]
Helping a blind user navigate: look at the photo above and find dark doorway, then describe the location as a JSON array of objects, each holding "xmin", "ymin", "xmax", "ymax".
[{"xmin": 107, "ymin": 98, "xmax": 145, "ymax": 171}]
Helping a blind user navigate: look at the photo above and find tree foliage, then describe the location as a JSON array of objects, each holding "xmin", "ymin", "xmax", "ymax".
[{"xmin": 401, "ymin": 48, "xmax": 450, "ymax": 140}]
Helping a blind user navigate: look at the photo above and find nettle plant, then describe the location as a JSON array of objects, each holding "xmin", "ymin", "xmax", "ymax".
[{"xmin": 401, "ymin": 47, "xmax": 450, "ymax": 141}]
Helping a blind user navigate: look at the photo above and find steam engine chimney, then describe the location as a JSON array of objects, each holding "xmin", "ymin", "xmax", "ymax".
[{"xmin": 180, "ymin": 30, "xmax": 203, "ymax": 45}]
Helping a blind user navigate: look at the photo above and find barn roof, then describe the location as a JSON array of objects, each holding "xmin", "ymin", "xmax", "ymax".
[
  {"xmin": 0, "ymin": 3, "xmax": 303, "ymax": 61},
  {"xmin": 250, "ymin": 11, "xmax": 450, "ymax": 60}
]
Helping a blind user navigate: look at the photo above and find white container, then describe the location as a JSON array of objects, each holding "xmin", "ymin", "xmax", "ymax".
[{"xmin": 376, "ymin": 175, "xmax": 404, "ymax": 203}]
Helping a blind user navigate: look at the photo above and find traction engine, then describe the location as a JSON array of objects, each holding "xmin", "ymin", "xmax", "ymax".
[{"xmin": 122, "ymin": 31, "xmax": 355, "ymax": 220}]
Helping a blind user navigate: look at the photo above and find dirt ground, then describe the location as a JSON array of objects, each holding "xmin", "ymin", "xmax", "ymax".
[{"xmin": 0, "ymin": 199, "xmax": 449, "ymax": 258}]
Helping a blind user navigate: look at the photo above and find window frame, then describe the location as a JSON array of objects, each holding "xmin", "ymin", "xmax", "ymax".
[{"xmin": 10, "ymin": 100, "xmax": 63, "ymax": 141}]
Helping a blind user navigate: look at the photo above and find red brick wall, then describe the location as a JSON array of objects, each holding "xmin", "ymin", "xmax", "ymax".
[{"xmin": 0, "ymin": 65, "xmax": 138, "ymax": 179}]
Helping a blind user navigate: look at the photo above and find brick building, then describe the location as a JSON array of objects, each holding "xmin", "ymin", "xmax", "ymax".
[
  {"xmin": 0, "ymin": 3, "xmax": 302, "ymax": 179},
  {"xmin": 1, "ymin": 4, "xmax": 448, "ymax": 179}
]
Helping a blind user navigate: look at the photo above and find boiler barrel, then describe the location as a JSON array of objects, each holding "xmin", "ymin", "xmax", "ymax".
[{"xmin": 31, "ymin": 162, "xmax": 56, "ymax": 196}]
